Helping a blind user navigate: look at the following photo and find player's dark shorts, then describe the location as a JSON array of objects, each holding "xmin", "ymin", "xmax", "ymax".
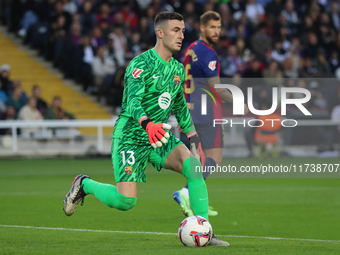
[
  {"xmin": 195, "ymin": 123, "xmax": 224, "ymax": 149},
  {"xmin": 111, "ymin": 132, "xmax": 183, "ymax": 183}
]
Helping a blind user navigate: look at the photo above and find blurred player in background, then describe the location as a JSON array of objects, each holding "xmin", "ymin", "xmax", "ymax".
[
  {"xmin": 173, "ymin": 11, "xmax": 247, "ymax": 217},
  {"xmin": 63, "ymin": 11, "xmax": 229, "ymax": 246}
]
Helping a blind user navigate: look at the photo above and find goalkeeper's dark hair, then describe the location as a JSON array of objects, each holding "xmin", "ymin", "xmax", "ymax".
[
  {"xmin": 154, "ymin": 11, "xmax": 184, "ymax": 28},
  {"xmin": 200, "ymin": 11, "xmax": 221, "ymax": 26}
]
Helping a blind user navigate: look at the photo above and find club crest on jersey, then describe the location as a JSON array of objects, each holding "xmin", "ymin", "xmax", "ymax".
[
  {"xmin": 124, "ymin": 166, "xmax": 132, "ymax": 174},
  {"xmin": 174, "ymin": 75, "xmax": 180, "ymax": 85},
  {"xmin": 208, "ymin": 61, "xmax": 216, "ymax": 71},
  {"xmin": 132, "ymin": 68, "xmax": 143, "ymax": 78}
]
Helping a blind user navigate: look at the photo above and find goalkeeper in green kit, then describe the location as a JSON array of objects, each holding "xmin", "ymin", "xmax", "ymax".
[{"xmin": 63, "ymin": 11, "xmax": 229, "ymax": 246}]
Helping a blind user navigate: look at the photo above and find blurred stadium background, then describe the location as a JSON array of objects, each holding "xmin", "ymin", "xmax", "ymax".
[
  {"xmin": 0, "ymin": 0, "xmax": 339, "ymax": 157},
  {"xmin": 1, "ymin": 1, "xmax": 340, "ymax": 254}
]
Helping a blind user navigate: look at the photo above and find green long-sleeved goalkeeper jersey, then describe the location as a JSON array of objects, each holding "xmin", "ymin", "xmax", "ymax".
[{"xmin": 112, "ymin": 48, "xmax": 193, "ymax": 145}]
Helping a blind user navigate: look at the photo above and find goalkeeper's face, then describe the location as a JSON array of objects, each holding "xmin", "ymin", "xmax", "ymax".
[{"xmin": 162, "ymin": 20, "xmax": 185, "ymax": 53}]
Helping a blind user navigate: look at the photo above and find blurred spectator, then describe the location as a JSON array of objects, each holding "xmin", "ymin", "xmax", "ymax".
[
  {"xmin": 314, "ymin": 48, "xmax": 331, "ymax": 76},
  {"xmin": 0, "ymin": 64, "xmax": 13, "ymax": 96},
  {"xmin": 183, "ymin": 1, "xmax": 197, "ymax": 20},
  {"xmin": 251, "ymin": 23, "xmax": 271, "ymax": 59},
  {"xmin": 97, "ymin": 2, "xmax": 114, "ymax": 26},
  {"xmin": 307, "ymin": 0, "xmax": 322, "ymax": 22},
  {"xmin": 0, "ymin": 80, "xmax": 7, "ymax": 104},
  {"xmin": 105, "ymin": 35, "xmax": 125, "ymax": 68},
  {"xmin": 0, "ymin": 79, "xmax": 6, "ymax": 116},
  {"xmin": 98, "ymin": 19, "xmax": 111, "ymax": 40},
  {"xmin": 110, "ymin": 25, "xmax": 128, "ymax": 59},
  {"xmin": 92, "ymin": 45, "xmax": 116, "ymax": 102},
  {"xmin": 263, "ymin": 60, "xmax": 283, "ymax": 86},
  {"xmin": 228, "ymin": 0, "xmax": 245, "ymax": 15},
  {"xmin": 44, "ymin": 96, "xmax": 75, "ymax": 120},
  {"xmin": 0, "ymin": 106, "xmax": 18, "ymax": 136},
  {"xmin": 298, "ymin": 57, "xmax": 322, "ymax": 78},
  {"xmin": 91, "ymin": 26, "xmax": 105, "ymax": 48},
  {"xmin": 265, "ymin": 0, "xmax": 282, "ymax": 22},
  {"xmin": 0, "ymin": 100, "xmax": 6, "ymax": 117},
  {"xmin": 329, "ymin": 0, "xmax": 340, "ymax": 32},
  {"xmin": 127, "ymin": 32, "xmax": 143, "ymax": 58},
  {"xmin": 63, "ymin": 0, "xmax": 78, "ymax": 15},
  {"xmin": 12, "ymin": 80, "xmax": 28, "ymax": 103},
  {"xmin": 275, "ymin": 26, "xmax": 291, "ymax": 51},
  {"xmin": 50, "ymin": 1, "xmax": 72, "ymax": 31},
  {"xmin": 32, "ymin": 85, "xmax": 48, "ymax": 115},
  {"xmin": 220, "ymin": 45, "xmax": 245, "ymax": 77},
  {"xmin": 282, "ymin": 45, "xmax": 301, "ymax": 78},
  {"xmin": 18, "ymin": 97, "xmax": 43, "ymax": 135},
  {"xmin": 245, "ymin": 0, "xmax": 264, "ymax": 25},
  {"xmin": 116, "ymin": 1, "xmax": 138, "ymax": 31},
  {"xmin": 304, "ymin": 32, "xmax": 320, "ymax": 58},
  {"xmin": 49, "ymin": 14, "xmax": 67, "ymax": 66},
  {"xmin": 235, "ymin": 38, "xmax": 250, "ymax": 62},
  {"xmin": 271, "ymin": 40, "xmax": 290, "ymax": 63},
  {"xmin": 329, "ymin": 51, "xmax": 340, "ymax": 73},
  {"xmin": 281, "ymin": 0, "xmax": 298, "ymax": 25},
  {"xmin": 318, "ymin": 20, "xmax": 336, "ymax": 51},
  {"xmin": 80, "ymin": 0, "xmax": 97, "ymax": 34},
  {"xmin": 76, "ymin": 35, "xmax": 95, "ymax": 91},
  {"xmin": 139, "ymin": 17, "xmax": 153, "ymax": 48},
  {"xmin": 244, "ymin": 58, "xmax": 263, "ymax": 78},
  {"xmin": 303, "ymin": 15, "xmax": 317, "ymax": 36},
  {"xmin": 60, "ymin": 22, "xmax": 82, "ymax": 77},
  {"xmin": 17, "ymin": 10, "xmax": 39, "ymax": 38},
  {"xmin": 183, "ymin": 15, "xmax": 198, "ymax": 48},
  {"xmin": 6, "ymin": 86, "xmax": 26, "ymax": 114}
]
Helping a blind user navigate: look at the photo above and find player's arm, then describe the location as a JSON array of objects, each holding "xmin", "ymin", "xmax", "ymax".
[
  {"xmin": 173, "ymin": 77, "xmax": 205, "ymax": 162},
  {"xmin": 202, "ymin": 52, "xmax": 247, "ymax": 113},
  {"xmin": 207, "ymin": 76, "xmax": 248, "ymax": 114},
  {"xmin": 207, "ymin": 76, "xmax": 233, "ymax": 103}
]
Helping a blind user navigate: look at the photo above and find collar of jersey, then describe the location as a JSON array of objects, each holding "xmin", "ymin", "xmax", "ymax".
[{"xmin": 151, "ymin": 48, "xmax": 172, "ymax": 66}]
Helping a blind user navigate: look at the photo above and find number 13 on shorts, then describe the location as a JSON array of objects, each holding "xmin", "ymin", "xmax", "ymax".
[{"xmin": 120, "ymin": 151, "xmax": 135, "ymax": 165}]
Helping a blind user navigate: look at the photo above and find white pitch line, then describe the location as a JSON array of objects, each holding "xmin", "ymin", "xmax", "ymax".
[{"xmin": 0, "ymin": 224, "xmax": 339, "ymax": 243}]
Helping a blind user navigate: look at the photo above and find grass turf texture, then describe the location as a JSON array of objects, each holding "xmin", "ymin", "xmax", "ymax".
[{"xmin": 0, "ymin": 157, "xmax": 339, "ymax": 254}]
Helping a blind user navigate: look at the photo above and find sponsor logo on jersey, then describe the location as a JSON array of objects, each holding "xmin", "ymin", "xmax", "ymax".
[
  {"xmin": 174, "ymin": 75, "xmax": 180, "ymax": 85},
  {"xmin": 208, "ymin": 61, "xmax": 216, "ymax": 71},
  {"xmin": 124, "ymin": 166, "xmax": 132, "ymax": 174},
  {"xmin": 158, "ymin": 92, "xmax": 171, "ymax": 109},
  {"xmin": 132, "ymin": 68, "xmax": 143, "ymax": 78}
]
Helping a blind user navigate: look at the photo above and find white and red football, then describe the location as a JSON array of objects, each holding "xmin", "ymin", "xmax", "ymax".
[{"xmin": 178, "ymin": 216, "xmax": 213, "ymax": 247}]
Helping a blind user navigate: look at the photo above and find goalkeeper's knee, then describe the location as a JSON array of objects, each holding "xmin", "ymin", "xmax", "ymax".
[
  {"xmin": 114, "ymin": 192, "xmax": 137, "ymax": 211},
  {"xmin": 182, "ymin": 157, "xmax": 203, "ymax": 180}
]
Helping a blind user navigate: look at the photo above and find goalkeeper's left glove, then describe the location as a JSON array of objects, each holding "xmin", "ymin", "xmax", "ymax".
[
  {"xmin": 188, "ymin": 132, "xmax": 205, "ymax": 166},
  {"xmin": 140, "ymin": 117, "xmax": 171, "ymax": 149}
]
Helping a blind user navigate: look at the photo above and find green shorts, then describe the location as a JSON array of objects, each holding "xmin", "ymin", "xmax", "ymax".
[{"xmin": 111, "ymin": 132, "xmax": 183, "ymax": 183}]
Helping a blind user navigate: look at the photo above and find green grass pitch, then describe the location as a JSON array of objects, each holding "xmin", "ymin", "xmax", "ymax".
[{"xmin": 0, "ymin": 157, "xmax": 339, "ymax": 254}]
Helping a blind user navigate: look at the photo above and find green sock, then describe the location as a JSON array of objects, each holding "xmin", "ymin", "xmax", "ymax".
[
  {"xmin": 82, "ymin": 178, "xmax": 137, "ymax": 211},
  {"xmin": 182, "ymin": 157, "xmax": 209, "ymax": 221}
]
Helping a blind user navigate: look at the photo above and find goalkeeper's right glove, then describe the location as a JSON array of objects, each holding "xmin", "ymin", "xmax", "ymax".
[{"xmin": 140, "ymin": 117, "xmax": 171, "ymax": 149}]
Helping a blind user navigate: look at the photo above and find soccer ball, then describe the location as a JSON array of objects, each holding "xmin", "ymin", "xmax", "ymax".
[{"xmin": 178, "ymin": 216, "xmax": 213, "ymax": 247}]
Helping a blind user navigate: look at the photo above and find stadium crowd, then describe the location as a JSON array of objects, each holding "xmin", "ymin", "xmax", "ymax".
[
  {"xmin": 0, "ymin": 63, "xmax": 75, "ymax": 135},
  {"xmin": 0, "ymin": 0, "xmax": 340, "ymax": 121}
]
